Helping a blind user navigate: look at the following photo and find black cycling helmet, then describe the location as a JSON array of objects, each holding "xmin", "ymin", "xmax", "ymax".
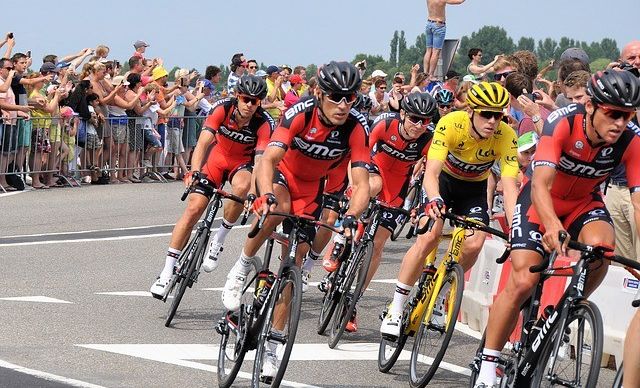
[
  {"xmin": 354, "ymin": 93, "xmax": 373, "ymax": 112},
  {"xmin": 435, "ymin": 89, "xmax": 454, "ymax": 105},
  {"xmin": 587, "ymin": 70, "xmax": 640, "ymax": 110},
  {"xmin": 317, "ymin": 61, "xmax": 361, "ymax": 94},
  {"xmin": 235, "ymin": 75, "xmax": 268, "ymax": 100},
  {"xmin": 401, "ymin": 91, "xmax": 438, "ymax": 118}
]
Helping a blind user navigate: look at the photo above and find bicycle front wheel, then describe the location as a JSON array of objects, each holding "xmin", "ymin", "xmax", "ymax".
[
  {"xmin": 532, "ymin": 301, "xmax": 603, "ymax": 388},
  {"xmin": 328, "ymin": 241, "xmax": 374, "ymax": 349},
  {"xmin": 252, "ymin": 266, "xmax": 302, "ymax": 387},
  {"xmin": 317, "ymin": 271, "xmax": 339, "ymax": 335},
  {"xmin": 391, "ymin": 185, "xmax": 418, "ymax": 241},
  {"xmin": 410, "ymin": 263, "xmax": 464, "ymax": 387},
  {"xmin": 378, "ymin": 321, "xmax": 409, "ymax": 373}
]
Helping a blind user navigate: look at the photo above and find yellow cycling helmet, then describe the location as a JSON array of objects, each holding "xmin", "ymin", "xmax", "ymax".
[{"xmin": 466, "ymin": 81, "xmax": 510, "ymax": 112}]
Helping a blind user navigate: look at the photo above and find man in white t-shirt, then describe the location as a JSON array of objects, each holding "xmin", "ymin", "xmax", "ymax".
[{"xmin": 369, "ymin": 78, "xmax": 390, "ymax": 121}]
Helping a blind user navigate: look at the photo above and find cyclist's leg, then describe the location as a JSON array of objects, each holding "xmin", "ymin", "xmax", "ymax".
[
  {"xmin": 365, "ymin": 226, "xmax": 391, "ymax": 289},
  {"xmin": 455, "ymin": 189, "xmax": 491, "ymax": 272},
  {"xmin": 623, "ymin": 309, "xmax": 640, "ymax": 387},
  {"xmin": 369, "ymin": 171, "xmax": 382, "ymax": 198}
]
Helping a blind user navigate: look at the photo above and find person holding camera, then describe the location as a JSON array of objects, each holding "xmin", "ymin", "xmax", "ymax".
[{"xmin": 504, "ymin": 72, "xmax": 551, "ymax": 136}]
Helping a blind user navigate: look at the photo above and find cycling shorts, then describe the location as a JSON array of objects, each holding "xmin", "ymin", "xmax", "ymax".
[
  {"xmin": 368, "ymin": 162, "xmax": 412, "ymax": 208},
  {"xmin": 200, "ymin": 150, "xmax": 252, "ymax": 190},
  {"xmin": 510, "ymin": 181, "xmax": 612, "ymax": 256},
  {"xmin": 429, "ymin": 172, "xmax": 490, "ymax": 225}
]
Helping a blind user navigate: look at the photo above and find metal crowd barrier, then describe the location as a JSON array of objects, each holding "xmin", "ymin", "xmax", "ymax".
[{"xmin": 0, "ymin": 114, "xmax": 206, "ymax": 193}]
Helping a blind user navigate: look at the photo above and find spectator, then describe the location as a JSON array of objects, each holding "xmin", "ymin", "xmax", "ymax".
[
  {"xmin": 359, "ymin": 79, "xmax": 372, "ymax": 94},
  {"xmin": 424, "ymin": 0, "xmax": 465, "ymax": 80},
  {"xmin": 491, "ymin": 57, "xmax": 516, "ymax": 86},
  {"xmin": 410, "ymin": 72, "xmax": 429, "ymax": 93},
  {"xmin": 133, "ymin": 40, "xmax": 149, "ymax": 59},
  {"xmin": 203, "ymin": 65, "xmax": 222, "ymax": 102},
  {"xmin": 516, "ymin": 131, "xmax": 538, "ymax": 174},
  {"xmin": 562, "ymin": 70, "xmax": 590, "ymax": 105},
  {"xmin": 85, "ymin": 93, "xmax": 104, "ymax": 182},
  {"xmin": 302, "ymin": 76, "xmax": 317, "ymax": 97},
  {"xmin": 0, "ymin": 32, "xmax": 15, "ymax": 59},
  {"xmin": 128, "ymin": 56, "xmax": 144, "ymax": 75},
  {"xmin": 164, "ymin": 68, "xmax": 191, "ymax": 180},
  {"xmin": 555, "ymin": 58, "xmax": 591, "ymax": 108},
  {"xmin": 263, "ymin": 65, "xmax": 285, "ymax": 122},
  {"xmin": 453, "ymin": 80, "xmax": 473, "ymax": 110},
  {"xmin": 510, "ymin": 50, "xmax": 539, "ymax": 82},
  {"xmin": 369, "ymin": 78, "xmax": 389, "ymax": 120},
  {"xmin": 255, "ymin": 69, "xmax": 267, "ymax": 79},
  {"xmin": 466, "ymin": 48, "xmax": 502, "ymax": 78},
  {"xmin": 95, "ymin": 45, "xmax": 110, "ymax": 61},
  {"xmin": 370, "ymin": 69, "xmax": 387, "ymax": 93},
  {"xmin": 280, "ymin": 65, "xmax": 292, "ymax": 92},
  {"xmin": 443, "ymin": 69, "xmax": 461, "ymax": 91},
  {"xmin": 43, "ymin": 83, "xmax": 70, "ymax": 187},
  {"xmin": 247, "ymin": 59, "xmax": 258, "ymax": 75},
  {"xmin": 124, "ymin": 73, "xmax": 153, "ymax": 183},
  {"xmin": 559, "ymin": 47, "xmax": 590, "ymax": 67},
  {"xmin": 151, "ymin": 66, "xmax": 177, "ymax": 174},
  {"xmin": 284, "ymin": 74, "xmax": 304, "ymax": 109},
  {"xmin": 293, "ymin": 65, "xmax": 307, "ymax": 83},
  {"xmin": 58, "ymin": 106, "xmax": 78, "ymax": 185},
  {"xmin": 227, "ymin": 53, "xmax": 247, "ymax": 95},
  {"xmin": 388, "ymin": 72, "xmax": 406, "ymax": 112},
  {"xmin": 504, "ymin": 72, "xmax": 550, "ymax": 135}
]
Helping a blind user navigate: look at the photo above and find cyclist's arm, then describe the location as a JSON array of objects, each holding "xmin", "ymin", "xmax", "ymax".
[
  {"xmin": 423, "ymin": 158, "xmax": 444, "ymax": 201},
  {"xmin": 190, "ymin": 130, "xmax": 215, "ymax": 173},
  {"xmin": 501, "ymin": 176, "xmax": 517, "ymax": 227},
  {"xmin": 423, "ymin": 120, "xmax": 449, "ymax": 201},
  {"xmin": 531, "ymin": 165, "xmax": 563, "ymax": 233},
  {"xmin": 498, "ymin": 123, "xmax": 520, "ymax": 226},
  {"xmin": 347, "ymin": 120, "xmax": 372, "ymax": 217},
  {"xmin": 254, "ymin": 145, "xmax": 284, "ymax": 196}
]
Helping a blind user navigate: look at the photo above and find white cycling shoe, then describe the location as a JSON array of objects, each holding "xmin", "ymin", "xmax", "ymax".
[
  {"xmin": 202, "ymin": 241, "xmax": 224, "ymax": 272},
  {"xmin": 221, "ymin": 266, "xmax": 246, "ymax": 311},
  {"xmin": 380, "ymin": 311, "xmax": 402, "ymax": 339},
  {"xmin": 150, "ymin": 276, "xmax": 171, "ymax": 299}
]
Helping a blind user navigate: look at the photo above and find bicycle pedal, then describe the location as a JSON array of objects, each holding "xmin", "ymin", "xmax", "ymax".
[{"xmin": 260, "ymin": 375, "xmax": 273, "ymax": 384}]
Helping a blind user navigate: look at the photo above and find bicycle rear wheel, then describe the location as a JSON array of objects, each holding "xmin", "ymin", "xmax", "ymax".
[
  {"xmin": 317, "ymin": 271, "xmax": 339, "ymax": 335},
  {"xmin": 252, "ymin": 266, "xmax": 302, "ymax": 387},
  {"xmin": 532, "ymin": 301, "xmax": 603, "ymax": 388},
  {"xmin": 391, "ymin": 184, "xmax": 418, "ymax": 241},
  {"xmin": 328, "ymin": 241, "xmax": 374, "ymax": 349},
  {"xmin": 410, "ymin": 263, "xmax": 464, "ymax": 387},
  {"xmin": 164, "ymin": 231, "xmax": 205, "ymax": 327},
  {"xmin": 612, "ymin": 362, "xmax": 623, "ymax": 388}
]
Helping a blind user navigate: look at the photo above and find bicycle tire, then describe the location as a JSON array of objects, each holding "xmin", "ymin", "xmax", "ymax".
[
  {"xmin": 164, "ymin": 232, "xmax": 206, "ymax": 327},
  {"xmin": 317, "ymin": 271, "xmax": 339, "ymax": 335},
  {"xmin": 252, "ymin": 266, "xmax": 302, "ymax": 387},
  {"xmin": 532, "ymin": 301, "xmax": 603, "ymax": 388},
  {"xmin": 391, "ymin": 184, "xmax": 418, "ymax": 241},
  {"xmin": 612, "ymin": 361, "xmax": 623, "ymax": 388},
  {"xmin": 216, "ymin": 256, "xmax": 261, "ymax": 388},
  {"xmin": 328, "ymin": 241, "xmax": 374, "ymax": 349},
  {"xmin": 410, "ymin": 263, "xmax": 464, "ymax": 388},
  {"xmin": 378, "ymin": 328, "xmax": 409, "ymax": 373}
]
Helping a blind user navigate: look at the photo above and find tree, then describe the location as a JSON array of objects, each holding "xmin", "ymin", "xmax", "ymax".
[
  {"xmin": 600, "ymin": 38, "xmax": 620, "ymax": 60},
  {"xmin": 390, "ymin": 31, "xmax": 399, "ymax": 66},
  {"xmin": 536, "ymin": 38, "xmax": 558, "ymax": 61},
  {"xmin": 398, "ymin": 31, "xmax": 408, "ymax": 66},
  {"xmin": 590, "ymin": 58, "xmax": 611, "ymax": 72},
  {"xmin": 456, "ymin": 26, "xmax": 515, "ymax": 66},
  {"xmin": 167, "ymin": 66, "xmax": 180, "ymax": 81},
  {"xmin": 306, "ymin": 64, "xmax": 318, "ymax": 80},
  {"xmin": 517, "ymin": 37, "xmax": 535, "ymax": 52}
]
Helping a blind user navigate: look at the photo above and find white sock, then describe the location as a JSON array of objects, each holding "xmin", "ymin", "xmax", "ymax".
[
  {"xmin": 236, "ymin": 251, "xmax": 254, "ymax": 276},
  {"xmin": 303, "ymin": 250, "xmax": 320, "ymax": 272},
  {"xmin": 391, "ymin": 281, "xmax": 412, "ymax": 315},
  {"xmin": 214, "ymin": 218, "xmax": 235, "ymax": 244},
  {"xmin": 160, "ymin": 248, "xmax": 181, "ymax": 279},
  {"xmin": 477, "ymin": 348, "xmax": 501, "ymax": 386}
]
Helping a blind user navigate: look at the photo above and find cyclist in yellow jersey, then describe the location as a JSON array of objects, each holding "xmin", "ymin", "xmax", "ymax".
[{"xmin": 381, "ymin": 82, "xmax": 518, "ymax": 338}]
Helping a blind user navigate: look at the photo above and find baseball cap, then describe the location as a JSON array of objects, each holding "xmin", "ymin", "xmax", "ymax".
[
  {"xmin": 281, "ymin": 64, "xmax": 292, "ymax": 73},
  {"xmin": 559, "ymin": 48, "xmax": 590, "ymax": 66},
  {"xmin": 266, "ymin": 65, "xmax": 281, "ymax": 75},
  {"xmin": 255, "ymin": 69, "xmax": 268, "ymax": 78},
  {"xmin": 40, "ymin": 62, "xmax": 60, "ymax": 73},
  {"xmin": 151, "ymin": 67, "xmax": 168, "ymax": 81},
  {"xmin": 203, "ymin": 79, "xmax": 215, "ymax": 90},
  {"xmin": 517, "ymin": 131, "xmax": 539, "ymax": 153},
  {"xmin": 60, "ymin": 106, "xmax": 77, "ymax": 118},
  {"xmin": 445, "ymin": 70, "xmax": 461, "ymax": 80},
  {"xmin": 110, "ymin": 75, "xmax": 130, "ymax": 86},
  {"xmin": 290, "ymin": 74, "xmax": 303, "ymax": 85},
  {"xmin": 134, "ymin": 40, "xmax": 149, "ymax": 49},
  {"xmin": 462, "ymin": 74, "xmax": 479, "ymax": 84},
  {"xmin": 56, "ymin": 61, "xmax": 71, "ymax": 69},
  {"xmin": 371, "ymin": 69, "xmax": 388, "ymax": 78}
]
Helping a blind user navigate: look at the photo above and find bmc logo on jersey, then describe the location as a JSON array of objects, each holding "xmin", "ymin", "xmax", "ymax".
[
  {"xmin": 219, "ymin": 126, "xmax": 254, "ymax": 143},
  {"xmin": 373, "ymin": 112, "xmax": 396, "ymax": 124},
  {"xmin": 292, "ymin": 137, "xmax": 345, "ymax": 159},
  {"xmin": 547, "ymin": 104, "xmax": 578, "ymax": 123},
  {"xmin": 557, "ymin": 156, "xmax": 614, "ymax": 178},
  {"xmin": 380, "ymin": 143, "xmax": 419, "ymax": 161},
  {"xmin": 285, "ymin": 99, "xmax": 315, "ymax": 120}
]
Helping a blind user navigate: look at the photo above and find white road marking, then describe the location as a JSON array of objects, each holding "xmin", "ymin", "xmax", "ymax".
[
  {"xmin": 0, "ymin": 359, "xmax": 106, "ymax": 388},
  {"xmin": 95, "ymin": 291, "xmax": 153, "ymax": 297},
  {"xmin": 454, "ymin": 322, "xmax": 483, "ymax": 340},
  {"xmin": 2, "ymin": 223, "xmax": 181, "ymax": 239},
  {"xmin": 78, "ymin": 342, "xmax": 471, "ymax": 377},
  {"xmin": 0, "ymin": 190, "xmax": 29, "ymax": 198},
  {"xmin": 0, "ymin": 296, "xmax": 73, "ymax": 304}
]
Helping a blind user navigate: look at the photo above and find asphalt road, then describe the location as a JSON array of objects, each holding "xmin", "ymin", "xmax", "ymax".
[{"xmin": 0, "ymin": 183, "xmax": 619, "ymax": 387}]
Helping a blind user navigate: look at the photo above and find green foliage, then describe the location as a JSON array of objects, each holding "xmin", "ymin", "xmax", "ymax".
[
  {"xmin": 390, "ymin": 31, "xmax": 399, "ymax": 66},
  {"xmin": 590, "ymin": 58, "xmax": 612, "ymax": 72}
]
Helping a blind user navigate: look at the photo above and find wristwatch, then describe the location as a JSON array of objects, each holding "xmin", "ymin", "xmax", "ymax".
[{"xmin": 531, "ymin": 114, "xmax": 541, "ymax": 123}]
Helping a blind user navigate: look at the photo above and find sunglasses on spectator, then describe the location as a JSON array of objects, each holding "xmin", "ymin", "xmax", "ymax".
[
  {"xmin": 248, "ymin": 65, "xmax": 257, "ymax": 69},
  {"xmin": 475, "ymin": 110, "xmax": 504, "ymax": 120},
  {"xmin": 406, "ymin": 115, "xmax": 431, "ymax": 126},
  {"xmin": 439, "ymin": 104, "xmax": 452, "ymax": 110},
  {"xmin": 378, "ymin": 86, "xmax": 387, "ymax": 90},
  {"xmin": 598, "ymin": 105, "xmax": 636, "ymax": 121},
  {"xmin": 238, "ymin": 95, "xmax": 261, "ymax": 105},
  {"xmin": 493, "ymin": 71, "xmax": 515, "ymax": 81},
  {"xmin": 325, "ymin": 92, "xmax": 357, "ymax": 105}
]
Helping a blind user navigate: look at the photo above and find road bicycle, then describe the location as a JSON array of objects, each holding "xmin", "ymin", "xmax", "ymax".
[
  {"xmin": 163, "ymin": 178, "xmax": 253, "ymax": 327},
  {"xmin": 379, "ymin": 210, "xmax": 508, "ymax": 388},
  {"xmin": 469, "ymin": 234, "xmax": 640, "ymax": 388},
  {"xmin": 391, "ymin": 160, "xmax": 425, "ymax": 241},
  {"xmin": 216, "ymin": 210, "xmax": 340, "ymax": 387}
]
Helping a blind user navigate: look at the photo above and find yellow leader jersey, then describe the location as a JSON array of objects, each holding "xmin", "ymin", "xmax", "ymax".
[{"xmin": 428, "ymin": 110, "xmax": 519, "ymax": 182}]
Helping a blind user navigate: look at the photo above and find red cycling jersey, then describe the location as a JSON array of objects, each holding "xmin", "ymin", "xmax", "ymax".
[
  {"xmin": 531, "ymin": 104, "xmax": 640, "ymax": 199},
  {"xmin": 369, "ymin": 112, "xmax": 432, "ymax": 206},
  {"xmin": 267, "ymin": 96, "xmax": 370, "ymax": 215},
  {"xmin": 200, "ymin": 98, "xmax": 275, "ymax": 187}
]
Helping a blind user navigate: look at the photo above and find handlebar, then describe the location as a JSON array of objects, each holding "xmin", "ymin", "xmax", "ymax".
[
  {"xmin": 415, "ymin": 210, "xmax": 509, "ymax": 240},
  {"xmin": 247, "ymin": 210, "xmax": 343, "ymax": 239},
  {"xmin": 182, "ymin": 179, "xmax": 251, "ymax": 224}
]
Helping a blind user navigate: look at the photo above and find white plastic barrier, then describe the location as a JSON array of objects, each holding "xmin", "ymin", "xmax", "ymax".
[
  {"xmin": 461, "ymin": 238, "xmax": 506, "ymax": 331},
  {"xmin": 587, "ymin": 265, "xmax": 639, "ymax": 368}
]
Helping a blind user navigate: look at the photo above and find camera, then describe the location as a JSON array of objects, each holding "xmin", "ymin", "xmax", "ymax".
[
  {"xmin": 523, "ymin": 92, "xmax": 540, "ymax": 102},
  {"xmin": 7, "ymin": 33, "xmax": 13, "ymax": 39}
]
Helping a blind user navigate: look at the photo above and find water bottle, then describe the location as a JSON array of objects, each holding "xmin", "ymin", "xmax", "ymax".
[
  {"xmin": 253, "ymin": 271, "xmax": 275, "ymax": 311},
  {"xmin": 528, "ymin": 305, "xmax": 554, "ymax": 338},
  {"xmin": 331, "ymin": 234, "xmax": 347, "ymax": 259}
]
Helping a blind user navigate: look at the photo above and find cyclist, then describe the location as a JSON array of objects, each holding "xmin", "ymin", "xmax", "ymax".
[
  {"xmin": 149, "ymin": 75, "xmax": 274, "ymax": 298},
  {"xmin": 434, "ymin": 88, "xmax": 455, "ymax": 122},
  {"xmin": 475, "ymin": 70, "xmax": 640, "ymax": 388},
  {"xmin": 381, "ymin": 82, "xmax": 519, "ymax": 339},
  {"xmin": 336, "ymin": 91, "xmax": 438, "ymax": 333},
  {"xmin": 301, "ymin": 92, "xmax": 374, "ymax": 292},
  {"xmin": 221, "ymin": 61, "xmax": 371, "ymax": 379}
]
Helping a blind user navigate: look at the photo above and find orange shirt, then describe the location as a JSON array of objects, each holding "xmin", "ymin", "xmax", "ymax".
[{"xmin": 156, "ymin": 86, "xmax": 167, "ymax": 125}]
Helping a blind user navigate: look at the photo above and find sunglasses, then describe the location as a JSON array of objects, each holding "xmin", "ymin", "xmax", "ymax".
[
  {"xmin": 598, "ymin": 105, "xmax": 636, "ymax": 121},
  {"xmin": 406, "ymin": 115, "xmax": 431, "ymax": 126},
  {"xmin": 378, "ymin": 86, "xmax": 387, "ymax": 90},
  {"xmin": 493, "ymin": 71, "xmax": 515, "ymax": 81},
  {"xmin": 248, "ymin": 65, "xmax": 257, "ymax": 69},
  {"xmin": 439, "ymin": 104, "xmax": 452, "ymax": 109},
  {"xmin": 238, "ymin": 95, "xmax": 261, "ymax": 105},
  {"xmin": 476, "ymin": 110, "xmax": 504, "ymax": 120},
  {"xmin": 325, "ymin": 92, "xmax": 357, "ymax": 105}
]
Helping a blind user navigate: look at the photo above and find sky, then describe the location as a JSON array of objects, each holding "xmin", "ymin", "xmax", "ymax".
[{"xmin": 3, "ymin": 0, "xmax": 639, "ymax": 72}]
